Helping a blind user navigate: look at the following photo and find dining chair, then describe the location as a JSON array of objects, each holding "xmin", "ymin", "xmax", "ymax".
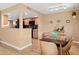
[
  {"xmin": 40, "ymin": 41, "xmax": 58, "ymax": 55},
  {"xmin": 62, "ymin": 39, "xmax": 72, "ymax": 55}
]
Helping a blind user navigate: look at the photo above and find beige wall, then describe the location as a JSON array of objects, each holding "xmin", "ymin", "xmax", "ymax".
[
  {"xmin": 0, "ymin": 13, "xmax": 9, "ymax": 28},
  {"xmin": 40, "ymin": 10, "xmax": 79, "ymax": 42},
  {"xmin": 0, "ymin": 28, "xmax": 32, "ymax": 48},
  {"xmin": 3, "ymin": 15, "xmax": 8, "ymax": 25},
  {"xmin": 0, "ymin": 11, "xmax": 1, "ymax": 28},
  {"xmin": 37, "ymin": 15, "xmax": 44, "ymax": 39}
]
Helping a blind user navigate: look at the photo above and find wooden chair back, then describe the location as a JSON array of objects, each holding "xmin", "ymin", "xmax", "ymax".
[
  {"xmin": 62, "ymin": 39, "xmax": 72, "ymax": 54},
  {"xmin": 40, "ymin": 41, "xmax": 58, "ymax": 55}
]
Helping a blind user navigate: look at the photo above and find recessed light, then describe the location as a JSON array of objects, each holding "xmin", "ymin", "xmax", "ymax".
[
  {"xmin": 25, "ymin": 13, "xmax": 28, "ymax": 15},
  {"xmin": 48, "ymin": 4, "xmax": 68, "ymax": 12},
  {"xmin": 55, "ymin": 8, "xmax": 58, "ymax": 10},
  {"xmin": 63, "ymin": 7, "xmax": 66, "ymax": 9},
  {"xmin": 34, "ymin": 16, "xmax": 37, "ymax": 17}
]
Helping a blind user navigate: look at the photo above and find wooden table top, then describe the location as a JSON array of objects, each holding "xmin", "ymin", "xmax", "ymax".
[{"xmin": 40, "ymin": 38, "xmax": 68, "ymax": 47}]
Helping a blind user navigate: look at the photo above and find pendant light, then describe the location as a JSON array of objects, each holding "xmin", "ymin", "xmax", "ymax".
[{"xmin": 72, "ymin": 11, "xmax": 76, "ymax": 18}]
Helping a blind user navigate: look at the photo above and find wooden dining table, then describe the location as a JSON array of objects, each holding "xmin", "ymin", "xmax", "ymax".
[{"xmin": 40, "ymin": 38, "xmax": 68, "ymax": 55}]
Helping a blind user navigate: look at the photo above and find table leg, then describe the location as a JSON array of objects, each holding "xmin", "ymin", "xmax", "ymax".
[{"xmin": 60, "ymin": 44, "xmax": 62, "ymax": 55}]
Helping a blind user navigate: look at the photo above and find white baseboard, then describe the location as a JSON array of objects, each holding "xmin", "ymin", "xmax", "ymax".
[
  {"xmin": 72, "ymin": 41, "xmax": 79, "ymax": 44},
  {"xmin": 0, "ymin": 40, "xmax": 32, "ymax": 50},
  {"xmin": 19, "ymin": 43, "xmax": 32, "ymax": 50}
]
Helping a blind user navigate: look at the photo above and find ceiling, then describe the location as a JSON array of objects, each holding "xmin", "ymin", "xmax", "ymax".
[
  {"xmin": 25, "ymin": 3, "xmax": 79, "ymax": 14},
  {"xmin": 0, "ymin": 3, "xmax": 79, "ymax": 14},
  {"xmin": 0, "ymin": 3, "xmax": 79, "ymax": 20}
]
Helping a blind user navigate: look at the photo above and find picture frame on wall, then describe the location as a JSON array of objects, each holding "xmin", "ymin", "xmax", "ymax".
[
  {"xmin": 57, "ymin": 20, "xmax": 60, "ymax": 23},
  {"xmin": 66, "ymin": 20, "xmax": 70, "ymax": 23},
  {"xmin": 50, "ymin": 20, "xmax": 53, "ymax": 24}
]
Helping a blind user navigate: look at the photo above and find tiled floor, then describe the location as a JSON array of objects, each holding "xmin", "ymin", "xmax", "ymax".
[
  {"xmin": 0, "ymin": 43, "xmax": 40, "ymax": 55},
  {"xmin": 70, "ymin": 43, "xmax": 79, "ymax": 55},
  {"xmin": 0, "ymin": 39, "xmax": 79, "ymax": 55},
  {"xmin": 0, "ymin": 39, "xmax": 40, "ymax": 55}
]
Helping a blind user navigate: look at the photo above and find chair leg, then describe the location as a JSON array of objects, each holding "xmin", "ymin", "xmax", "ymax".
[
  {"xmin": 68, "ymin": 51, "xmax": 70, "ymax": 55},
  {"xmin": 62, "ymin": 50, "xmax": 70, "ymax": 55},
  {"xmin": 66, "ymin": 51, "xmax": 70, "ymax": 55},
  {"xmin": 64, "ymin": 51, "xmax": 68, "ymax": 55},
  {"xmin": 65, "ymin": 51, "xmax": 68, "ymax": 55}
]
